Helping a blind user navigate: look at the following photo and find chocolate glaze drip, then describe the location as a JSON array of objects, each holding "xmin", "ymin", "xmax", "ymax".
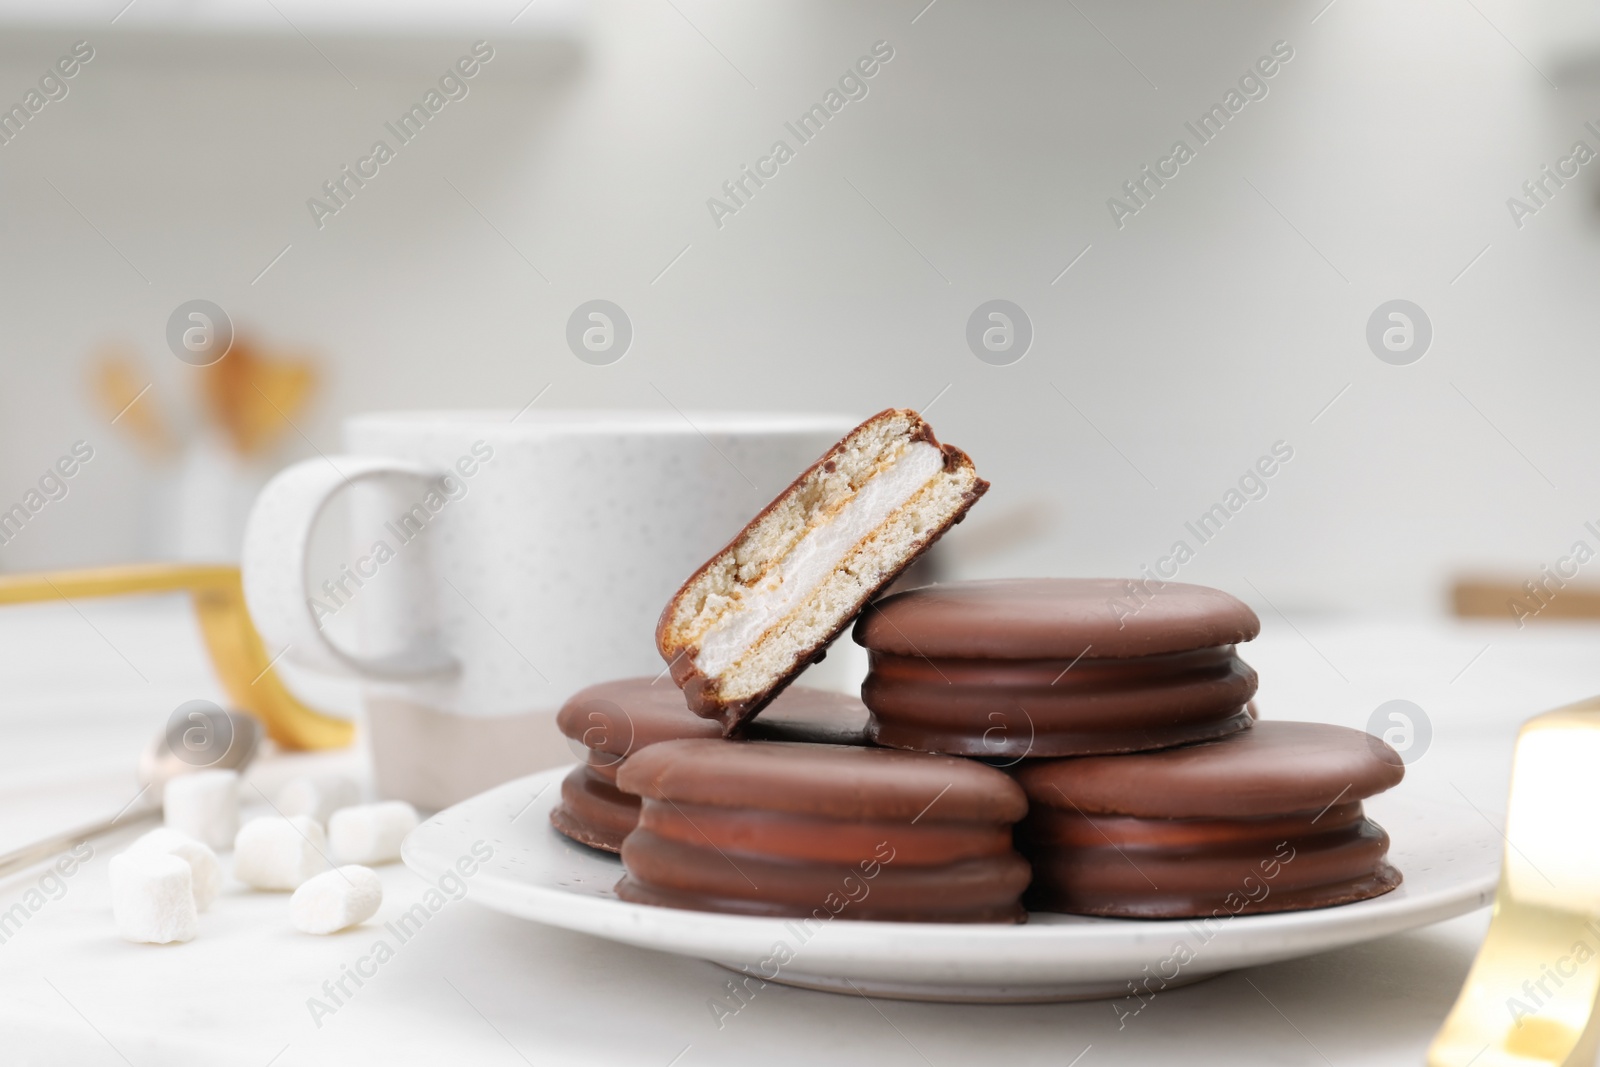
[
  {"xmin": 1018, "ymin": 800, "xmax": 1401, "ymax": 918},
  {"xmin": 862, "ymin": 645, "xmax": 1257, "ymax": 757},
  {"xmin": 617, "ymin": 799, "xmax": 1030, "ymax": 922}
]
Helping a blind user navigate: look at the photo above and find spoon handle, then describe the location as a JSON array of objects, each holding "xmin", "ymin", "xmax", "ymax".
[{"xmin": 0, "ymin": 805, "xmax": 159, "ymax": 882}]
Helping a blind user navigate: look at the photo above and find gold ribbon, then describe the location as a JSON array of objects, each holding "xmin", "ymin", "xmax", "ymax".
[
  {"xmin": 1430, "ymin": 698, "xmax": 1600, "ymax": 1065},
  {"xmin": 0, "ymin": 564, "xmax": 351, "ymax": 750}
]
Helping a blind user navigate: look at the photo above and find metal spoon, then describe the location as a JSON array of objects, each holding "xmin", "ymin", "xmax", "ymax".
[{"xmin": 0, "ymin": 708, "xmax": 261, "ymax": 881}]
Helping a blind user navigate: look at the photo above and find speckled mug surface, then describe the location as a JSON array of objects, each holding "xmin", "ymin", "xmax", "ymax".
[{"xmin": 242, "ymin": 409, "xmax": 856, "ymax": 806}]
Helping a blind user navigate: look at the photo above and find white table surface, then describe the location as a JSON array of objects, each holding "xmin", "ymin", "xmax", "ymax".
[{"xmin": 0, "ymin": 595, "xmax": 1594, "ymax": 1066}]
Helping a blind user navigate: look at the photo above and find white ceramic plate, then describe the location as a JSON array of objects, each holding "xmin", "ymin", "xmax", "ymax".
[{"xmin": 402, "ymin": 766, "xmax": 1500, "ymax": 1003}]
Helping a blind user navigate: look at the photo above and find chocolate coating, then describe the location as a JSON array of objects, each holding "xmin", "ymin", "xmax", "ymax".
[
  {"xmin": 1014, "ymin": 722, "xmax": 1405, "ymax": 918},
  {"xmin": 619, "ymin": 739, "xmax": 1026, "ymax": 822},
  {"xmin": 1019, "ymin": 803, "xmax": 1400, "ymax": 918},
  {"xmin": 557, "ymin": 677, "xmax": 870, "ymax": 764},
  {"xmin": 863, "ymin": 645, "xmax": 1255, "ymax": 758},
  {"xmin": 556, "ymin": 677, "xmax": 724, "ymax": 769},
  {"xmin": 620, "ymin": 830, "xmax": 1029, "ymax": 922},
  {"xmin": 854, "ymin": 579, "xmax": 1262, "ymax": 758},
  {"xmin": 855, "ymin": 578, "xmax": 1260, "ymax": 660},
  {"xmin": 1022, "ymin": 720, "xmax": 1405, "ymax": 818},
  {"xmin": 616, "ymin": 740, "xmax": 1031, "ymax": 922},
  {"xmin": 550, "ymin": 766, "xmax": 638, "ymax": 852},
  {"xmin": 742, "ymin": 690, "xmax": 875, "ymax": 747},
  {"xmin": 550, "ymin": 679, "xmax": 870, "ymax": 853}
]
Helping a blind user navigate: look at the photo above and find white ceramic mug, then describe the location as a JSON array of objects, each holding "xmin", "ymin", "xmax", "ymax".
[{"xmin": 241, "ymin": 409, "xmax": 855, "ymax": 807}]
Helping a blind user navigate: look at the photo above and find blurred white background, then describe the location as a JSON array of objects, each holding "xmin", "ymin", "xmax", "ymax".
[
  {"xmin": 2, "ymin": 0, "xmax": 1599, "ymax": 615},
  {"xmin": 4, "ymin": 10, "xmax": 1600, "ymax": 1060}
]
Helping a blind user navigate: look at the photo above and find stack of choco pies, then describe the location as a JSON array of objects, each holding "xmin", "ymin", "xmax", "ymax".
[
  {"xmin": 551, "ymin": 581, "xmax": 1406, "ymax": 924},
  {"xmin": 855, "ymin": 578, "xmax": 1405, "ymax": 919},
  {"xmin": 546, "ymin": 410, "xmax": 1406, "ymax": 924}
]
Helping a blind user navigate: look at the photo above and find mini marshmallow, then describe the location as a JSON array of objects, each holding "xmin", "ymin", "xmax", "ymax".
[
  {"xmin": 233, "ymin": 816, "xmax": 329, "ymax": 890},
  {"xmin": 163, "ymin": 769, "xmax": 239, "ymax": 851},
  {"xmin": 124, "ymin": 828, "xmax": 221, "ymax": 911},
  {"xmin": 329, "ymin": 802, "xmax": 419, "ymax": 866},
  {"xmin": 109, "ymin": 850, "xmax": 197, "ymax": 944},
  {"xmin": 276, "ymin": 775, "xmax": 360, "ymax": 825},
  {"xmin": 290, "ymin": 865, "xmax": 382, "ymax": 934}
]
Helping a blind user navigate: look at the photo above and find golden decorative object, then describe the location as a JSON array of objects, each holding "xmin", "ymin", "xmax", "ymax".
[
  {"xmin": 0, "ymin": 564, "xmax": 351, "ymax": 750},
  {"xmin": 1429, "ymin": 698, "xmax": 1600, "ymax": 1066},
  {"xmin": 197, "ymin": 335, "xmax": 317, "ymax": 457},
  {"xmin": 90, "ymin": 349, "xmax": 176, "ymax": 457}
]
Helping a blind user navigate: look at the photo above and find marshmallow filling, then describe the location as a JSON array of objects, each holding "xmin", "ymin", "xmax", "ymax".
[{"xmin": 693, "ymin": 440, "xmax": 945, "ymax": 678}]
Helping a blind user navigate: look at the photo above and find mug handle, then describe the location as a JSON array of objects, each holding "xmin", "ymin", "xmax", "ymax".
[{"xmin": 242, "ymin": 456, "xmax": 460, "ymax": 681}]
